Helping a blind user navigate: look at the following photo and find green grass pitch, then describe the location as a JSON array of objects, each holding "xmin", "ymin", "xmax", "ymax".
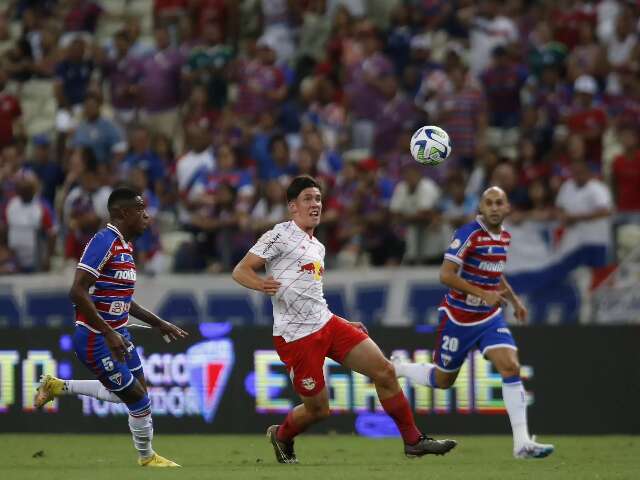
[{"xmin": 2, "ymin": 434, "xmax": 638, "ymax": 480}]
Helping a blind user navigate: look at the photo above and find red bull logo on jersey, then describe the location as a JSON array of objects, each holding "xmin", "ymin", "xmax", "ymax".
[
  {"xmin": 298, "ymin": 261, "xmax": 324, "ymax": 281},
  {"xmin": 186, "ymin": 339, "xmax": 235, "ymax": 423}
]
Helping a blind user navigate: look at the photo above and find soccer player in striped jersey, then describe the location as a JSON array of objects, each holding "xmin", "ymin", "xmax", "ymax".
[
  {"xmin": 233, "ymin": 176, "xmax": 457, "ymax": 464},
  {"xmin": 393, "ymin": 186, "xmax": 555, "ymax": 459},
  {"xmin": 34, "ymin": 187, "xmax": 188, "ymax": 467}
]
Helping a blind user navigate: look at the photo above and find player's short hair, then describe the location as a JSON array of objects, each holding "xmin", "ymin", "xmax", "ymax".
[
  {"xmin": 108, "ymin": 187, "xmax": 141, "ymax": 213},
  {"xmin": 286, "ymin": 175, "xmax": 321, "ymax": 202}
]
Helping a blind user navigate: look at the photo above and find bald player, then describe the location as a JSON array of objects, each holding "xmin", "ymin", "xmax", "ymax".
[{"xmin": 392, "ymin": 186, "xmax": 555, "ymax": 459}]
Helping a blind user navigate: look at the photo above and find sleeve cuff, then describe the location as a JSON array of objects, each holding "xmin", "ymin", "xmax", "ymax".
[
  {"xmin": 444, "ymin": 253, "xmax": 463, "ymax": 265},
  {"xmin": 77, "ymin": 263, "xmax": 100, "ymax": 278}
]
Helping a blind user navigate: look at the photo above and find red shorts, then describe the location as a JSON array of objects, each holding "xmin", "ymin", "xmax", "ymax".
[{"xmin": 273, "ymin": 315, "xmax": 368, "ymax": 396}]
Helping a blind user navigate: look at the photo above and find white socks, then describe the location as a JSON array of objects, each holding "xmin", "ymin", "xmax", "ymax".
[
  {"xmin": 394, "ymin": 361, "xmax": 436, "ymax": 387},
  {"xmin": 128, "ymin": 413, "xmax": 154, "ymax": 459},
  {"xmin": 64, "ymin": 380, "xmax": 122, "ymax": 403},
  {"xmin": 502, "ymin": 378, "xmax": 530, "ymax": 449}
]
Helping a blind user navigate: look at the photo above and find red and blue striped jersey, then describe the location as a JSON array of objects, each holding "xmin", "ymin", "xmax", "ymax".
[
  {"xmin": 75, "ymin": 223, "xmax": 136, "ymax": 332},
  {"xmin": 440, "ymin": 216, "xmax": 510, "ymax": 324}
]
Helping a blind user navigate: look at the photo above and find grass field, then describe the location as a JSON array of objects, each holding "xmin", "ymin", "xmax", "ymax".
[{"xmin": 2, "ymin": 434, "xmax": 638, "ymax": 480}]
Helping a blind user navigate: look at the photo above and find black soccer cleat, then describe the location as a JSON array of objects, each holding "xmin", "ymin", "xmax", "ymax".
[
  {"xmin": 266, "ymin": 425, "xmax": 299, "ymax": 464},
  {"xmin": 404, "ymin": 435, "xmax": 458, "ymax": 458}
]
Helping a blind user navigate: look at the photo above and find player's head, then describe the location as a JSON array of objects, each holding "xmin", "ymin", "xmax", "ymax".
[
  {"xmin": 287, "ymin": 175, "xmax": 322, "ymax": 231},
  {"xmin": 479, "ymin": 186, "xmax": 510, "ymax": 228},
  {"xmin": 107, "ymin": 187, "xmax": 149, "ymax": 238}
]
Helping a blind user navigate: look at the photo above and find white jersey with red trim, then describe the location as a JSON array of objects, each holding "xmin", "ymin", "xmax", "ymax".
[
  {"xmin": 249, "ymin": 221, "xmax": 332, "ymax": 342},
  {"xmin": 440, "ymin": 216, "xmax": 510, "ymax": 324}
]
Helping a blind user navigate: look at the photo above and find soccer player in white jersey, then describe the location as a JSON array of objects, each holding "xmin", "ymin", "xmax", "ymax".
[
  {"xmin": 232, "ymin": 176, "xmax": 457, "ymax": 464},
  {"xmin": 392, "ymin": 187, "xmax": 555, "ymax": 459}
]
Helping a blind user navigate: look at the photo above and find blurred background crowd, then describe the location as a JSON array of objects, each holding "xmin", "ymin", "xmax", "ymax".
[{"xmin": 0, "ymin": 0, "xmax": 638, "ymax": 275}]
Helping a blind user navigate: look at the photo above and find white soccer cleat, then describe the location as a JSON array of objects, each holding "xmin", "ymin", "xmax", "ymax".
[{"xmin": 514, "ymin": 436, "xmax": 555, "ymax": 459}]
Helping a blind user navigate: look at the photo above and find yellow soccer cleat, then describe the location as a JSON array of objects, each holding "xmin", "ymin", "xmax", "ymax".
[
  {"xmin": 34, "ymin": 374, "xmax": 64, "ymax": 408},
  {"xmin": 138, "ymin": 453, "xmax": 181, "ymax": 467}
]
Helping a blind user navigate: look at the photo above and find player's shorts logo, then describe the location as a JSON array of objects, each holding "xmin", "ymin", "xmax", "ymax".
[
  {"xmin": 440, "ymin": 354, "xmax": 452, "ymax": 367},
  {"xmin": 298, "ymin": 261, "xmax": 324, "ymax": 281},
  {"xmin": 497, "ymin": 327, "xmax": 511, "ymax": 335},
  {"xmin": 301, "ymin": 377, "xmax": 316, "ymax": 391},
  {"xmin": 109, "ymin": 372, "xmax": 123, "ymax": 386},
  {"xmin": 187, "ymin": 339, "xmax": 235, "ymax": 423}
]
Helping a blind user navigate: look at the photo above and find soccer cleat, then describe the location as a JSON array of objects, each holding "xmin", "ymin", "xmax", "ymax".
[
  {"xmin": 266, "ymin": 425, "xmax": 298, "ymax": 464},
  {"xmin": 34, "ymin": 374, "xmax": 64, "ymax": 408},
  {"xmin": 514, "ymin": 436, "xmax": 555, "ymax": 459},
  {"xmin": 404, "ymin": 435, "xmax": 458, "ymax": 458},
  {"xmin": 138, "ymin": 453, "xmax": 181, "ymax": 467}
]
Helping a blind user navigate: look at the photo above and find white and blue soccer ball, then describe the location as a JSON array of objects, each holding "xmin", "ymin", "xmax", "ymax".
[{"xmin": 409, "ymin": 125, "xmax": 452, "ymax": 166}]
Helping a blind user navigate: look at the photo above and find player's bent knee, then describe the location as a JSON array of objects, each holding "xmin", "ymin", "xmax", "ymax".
[
  {"xmin": 306, "ymin": 403, "xmax": 331, "ymax": 420},
  {"xmin": 372, "ymin": 360, "xmax": 397, "ymax": 386},
  {"xmin": 436, "ymin": 376, "xmax": 455, "ymax": 389}
]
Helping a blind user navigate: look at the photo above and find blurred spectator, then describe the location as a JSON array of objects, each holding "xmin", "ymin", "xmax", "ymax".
[
  {"xmin": 490, "ymin": 162, "xmax": 529, "ymax": 210},
  {"xmin": 190, "ymin": 143, "xmax": 255, "ymax": 215},
  {"xmin": 5, "ymin": 170, "xmax": 56, "ymax": 271},
  {"xmin": 566, "ymin": 21, "xmax": 607, "ymax": 83},
  {"xmin": 564, "ymin": 75, "xmax": 607, "ymax": 166},
  {"xmin": 604, "ymin": 5, "xmax": 639, "ymax": 96},
  {"xmin": 70, "ymin": 93, "xmax": 126, "ymax": 165},
  {"xmin": 63, "ymin": 149, "xmax": 112, "ymax": 260},
  {"xmin": 120, "ymin": 125, "xmax": 165, "ymax": 196},
  {"xmin": 0, "ymin": 67, "xmax": 23, "ymax": 148},
  {"xmin": 250, "ymin": 179, "xmax": 287, "ymax": 235},
  {"xmin": 183, "ymin": 84, "xmax": 218, "ymax": 133},
  {"xmin": 345, "ymin": 23, "xmax": 394, "ymax": 150},
  {"xmin": 138, "ymin": 25, "xmax": 186, "ymax": 143},
  {"xmin": 24, "ymin": 134, "xmax": 64, "ymax": 206},
  {"xmin": 234, "ymin": 37, "xmax": 288, "ymax": 122},
  {"xmin": 481, "ymin": 46, "xmax": 528, "ymax": 160},
  {"xmin": 390, "ymin": 163, "xmax": 441, "ymax": 264},
  {"xmin": 556, "ymin": 159, "xmax": 613, "ymax": 267},
  {"xmin": 177, "ymin": 125, "xmax": 215, "ymax": 225},
  {"xmin": 184, "ymin": 21, "xmax": 231, "ymax": 110},
  {"xmin": 63, "ymin": 0, "xmax": 103, "ymax": 34},
  {"xmin": 100, "ymin": 29, "xmax": 139, "ymax": 128},
  {"xmin": 373, "ymin": 74, "xmax": 416, "ymax": 156},
  {"xmin": 439, "ymin": 172, "xmax": 478, "ymax": 234},
  {"xmin": 189, "ymin": 182, "xmax": 251, "ymax": 272},
  {"xmin": 433, "ymin": 61, "xmax": 487, "ymax": 170},
  {"xmin": 54, "ymin": 37, "xmax": 94, "ymax": 113},
  {"xmin": 611, "ymin": 124, "xmax": 640, "ymax": 214},
  {"xmin": 466, "ymin": 0, "xmax": 518, "ymax": 75}
]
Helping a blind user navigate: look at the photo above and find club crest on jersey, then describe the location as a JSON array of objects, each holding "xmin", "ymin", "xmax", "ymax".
[
  {"xmin": 301, "ymin": 377, "xmax": 316, "ymax": 391},
  {"xmin": 187, "ymin": 339, "xmax": 235, "ymax": 423},
  {"xmin": 440, "ymin": 354, "xmax": 452, "ymax": 367},
  {"xmin": 298, "ymin": 261, "xmax": 324, "ymax": 280},
  {"xmin": 450, "ymin": 238, "xmax": 461, "ymax": 249},
  {"xmin": 109, "ymin": 372, "xmax": 123, "ymax": 386}
]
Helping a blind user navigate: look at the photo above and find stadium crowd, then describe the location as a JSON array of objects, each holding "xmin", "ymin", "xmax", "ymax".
[{"xmin": 0, "ymin": 0, "xmax": 638, "ymax": 274}]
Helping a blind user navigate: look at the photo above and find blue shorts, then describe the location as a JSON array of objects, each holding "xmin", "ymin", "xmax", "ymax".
[
  {"xmin": 73, "ymin": 325, "xmax": 143, "ymax": 392},
  {"xmin": 433, "ymin": 309, "xmax": 517, "ymax": 372}
]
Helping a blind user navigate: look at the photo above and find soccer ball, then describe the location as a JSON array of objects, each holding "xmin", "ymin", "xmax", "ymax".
[{"xmin": 409, "ymin": 125, "xmax": 452, "ymax": 166}]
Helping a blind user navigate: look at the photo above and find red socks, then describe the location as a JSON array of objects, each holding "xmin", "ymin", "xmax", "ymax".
[
  {"xmin": 381, "ymin": 391, "xmax": 422, "ymax": 445},
  {"xmin": 277, "ymin": 410, "xmax": 304, "ymax": 442}
]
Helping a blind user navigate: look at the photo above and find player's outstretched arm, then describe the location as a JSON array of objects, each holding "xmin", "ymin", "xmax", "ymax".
[
  {"xmin": 439, "ymin": 259, "xmax": 506, "ymax": 308},
  {"xmin": 232, "ymin": 252, "xmax": 281, "ymax": 296},
  {"xmin": 130, "ymin": 301, "xmax": 189, "ymax": 342},
  {"xmin": 69, "ymin": 269, "xmax": 130, "ymax": 362},
  {"xmin": 499, "ymin": 276, "xmax": 528, "ymax": 324}
]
